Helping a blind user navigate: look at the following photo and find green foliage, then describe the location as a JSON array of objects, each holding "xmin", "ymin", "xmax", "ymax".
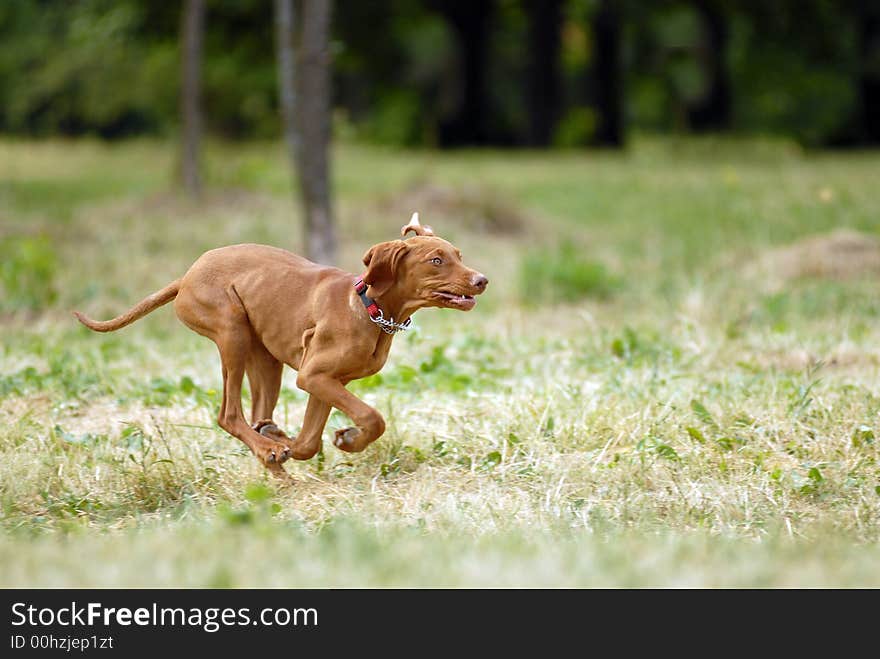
[
  {"xmin": 690, "ymin": 400, "xmax": 717, "ymax": 429},
  {"xmin": 730, "ymin": 2, "xmax": 859, "ymax": 146},
  {"xmin": 0, "ymin": 1, "xmax": 176, "ymax": 136},
  {"xmin": 0, "ymin": 344, "xmax": 108, "ymax": 401},
  {"xmin": 607, "ymin": 327, "xmax": 680, "ymax": 368},
  {"xmin": 752, "ymin": 284, "xmax": 880, "ymax": 333},
  {"xmin": 553, "ymin": 108, "xmax": 597, "ymax": 147},
  {"xmin": 852, "ymin": 426, "xmax": 874, "ymax": 448},
  {"xmin": 788, "ymin": 362, "xmax": 824, "ymax": 419},
  {"xmin": 0, "ymin": 236, "xmax": 57, "ymax": 312},
  {"xmin": 415, "ymin": 345, "xmax": 476, "ymax": 392},
  {"xmin": 684, "ymin": 400, "xmax": 748, "ymax": 453},
  {"xmin": 0, "ymin": 1, "xmax": 869, "ymax": 145},
  {"xmin": 610, "ymin": 328, "xmax": 634, "ymax": 359},
  {"xmin": 636, "ymin": 436, "xmax": 681, "ymax": 463},
  {"xmin": 627, "ymin": 1, "xmax": 862, "ymax": 145},
  {"xmin": 0, "ymin": 366, "xmax": 43, "ymax": 399},
  {"xmin": 520, "ymin": 243, "xmax": 619, "ymax": 305},
  {"xmin": 218, "ymin": 483, "xmax": 282, "ymax": 527},
  {"xmin": 362, "ymin": 90, "xmax": 424, "ymax": 147},
  {"xmin": 685, "ymin": 426, "xmax": 706, "ymax": 444},
  {"xmin": 53, "ymin": 425, "xmax": 102, "ymax": 448},
  {"xmin": 130, "ymin": 375, "xmax": 216, "ymax": 408},
  {"xmin": 350, "ymin": 339, "xmax": 508, "ymax": 395}
]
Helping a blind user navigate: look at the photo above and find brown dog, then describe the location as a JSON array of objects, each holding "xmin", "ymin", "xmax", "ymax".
[{"xmin": 74, "ymin": 214, "xmax": 488, "ymax": 477}]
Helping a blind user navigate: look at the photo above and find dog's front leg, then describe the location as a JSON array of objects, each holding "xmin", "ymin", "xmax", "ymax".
[
  {"xmin": 284, "ymin": 394, "xmax": 332, "ymax": 460},
  {"xmin": 295, "ymin": 372, "xmax": 385, "ymax": 453}
]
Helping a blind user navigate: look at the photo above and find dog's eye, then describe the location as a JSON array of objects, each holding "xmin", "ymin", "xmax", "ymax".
[{"xmin": 431, "ymin": 257, "xmax": 443, "ymax": 266}]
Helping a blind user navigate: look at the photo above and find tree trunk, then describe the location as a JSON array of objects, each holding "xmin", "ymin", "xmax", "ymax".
[
  {"xmin": 436, "ymin": 0, "xmax": 494, "ymax": 146},
  {"xmin": 275, "ymin": 0, "xmax": 299, "ymax": 175},
  {"xmin": 524, "ymin": 0, "xmax": 562, "ymax": 146},
  {"xmin": 687, "ymin": 0, "xmax": 731, "ymax": 131},
  {"xmin": 179, "ymin": 0, "xmax": 205, "ymax": 197},
  {"xmin": 859, "ymin": 4, "xmax": 880, "ymax": 144},
  {"xmin": 593, "ymin": 0, "xmax": 624, "ymax": 147},
  {"xmin": 292, "ymin": 0, "xmax": 336, "ymax": 265}
]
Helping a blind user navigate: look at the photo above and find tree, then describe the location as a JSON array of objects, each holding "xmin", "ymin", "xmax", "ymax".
[
  {"xmin": 434, "ymin": 0, "xmax": 494, "ymax": 146},
  {"xmin": 275, "ymin": 0, "xmax": 299, "ymax": 200},
  {"xmin": 293, "ymin": 0, "xmax": 336, "ymax": 265},
  {"xmin": 857, "ymin": 1, "xmax": 880, "ymax": 143},
  {"xmin": 179, "ymin": 0, "xmax": 205, "ymax": 197},
  {"xmin": 524, "ymin": 0, "xmax": 562, "ymax": 146},
  {"xmin": 592, "ymin": 0, "xmax": 624, "ymax": 147},
  {"xmin": 687, "ymin": 0, "xmax": 732, "ymax": 131}
]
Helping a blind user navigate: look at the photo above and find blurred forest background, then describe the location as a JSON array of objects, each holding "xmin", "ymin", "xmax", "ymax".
[
  {"xmin": 1, "ymin": 0, "xmax": 878, "ymax": 149},
  {"xmin": 3, "ymin": 1, "xmax": 880, "ymax": 587}
]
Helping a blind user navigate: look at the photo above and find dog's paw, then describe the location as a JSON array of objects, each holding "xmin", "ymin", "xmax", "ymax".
[
  {"xmin": 253, "ymin": 419, "xmax": 289, "ymax": 441},
  {"xmin": 333, "ymin": 427, "xmax": 362, "ymax": 452},
  {"xmin": 255, "ymin": 439, "xmax": 292, "ymax": 465}
]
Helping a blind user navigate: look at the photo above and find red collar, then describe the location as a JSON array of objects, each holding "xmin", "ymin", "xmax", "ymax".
[
  {"xmin": 353, "ymin": 276, "xmax": 380, "ymax": 319},
  {"xmin": 353, "ymin": 275, "xmax": 413, "ymax": 334}
]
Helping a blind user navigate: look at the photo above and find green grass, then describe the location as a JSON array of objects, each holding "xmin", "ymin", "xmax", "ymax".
[{"xmin": 1, "ymin": 136, "xmax": 879, "ymax": 586}]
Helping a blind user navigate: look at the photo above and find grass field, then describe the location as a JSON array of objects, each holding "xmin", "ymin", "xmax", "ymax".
[{"xmin": 1, "ymin": 136, "xmax": 879, "ymax": 587}]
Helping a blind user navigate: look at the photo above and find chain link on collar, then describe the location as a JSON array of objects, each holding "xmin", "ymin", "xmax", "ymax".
[
  {"xmin": 369, "ymin": 311, "xmax": 413, "ymax": 334},
  {"xmin": 354, "ymin": 276, "xmax": 413, "ymax": 334}
]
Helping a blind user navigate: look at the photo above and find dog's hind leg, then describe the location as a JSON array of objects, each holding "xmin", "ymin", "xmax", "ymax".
[
  {"xmin": 246, "ymin": 343, "xmax": 283, "ymax": 423},
  {"xmin": 217, "ymin": 335, "xmax": 292, "ymax": 477},
  {"xmin": 209, "ymin": 302, "xmax": 293, "ymax": 477},
  {"xmin": 175, "ymin": 281, "xmax": 292, "ymax": 476},
  {"xmin": 246, "ymin": 343, "xmax": 293, "ymax": 446}
]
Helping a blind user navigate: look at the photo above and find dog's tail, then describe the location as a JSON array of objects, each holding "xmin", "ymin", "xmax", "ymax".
[{"xmin": 73, "ymin": 279, "xmax": 181, "ymax": 333}]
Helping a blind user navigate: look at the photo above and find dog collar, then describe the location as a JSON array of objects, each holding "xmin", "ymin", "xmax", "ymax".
[{"xmin": 354, "ymin": 276, "xmax": 413, "ymax": 334}]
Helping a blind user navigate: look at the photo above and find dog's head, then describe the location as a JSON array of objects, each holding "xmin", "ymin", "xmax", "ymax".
[{"xmin": 361, "ymin": 213, "xmax": 488, "ymax": 311}]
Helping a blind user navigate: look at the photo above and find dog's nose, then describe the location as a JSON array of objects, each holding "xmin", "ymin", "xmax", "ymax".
[{"xmin": 471, "ymin": 273, "xmax": 488, "ymax": 291}]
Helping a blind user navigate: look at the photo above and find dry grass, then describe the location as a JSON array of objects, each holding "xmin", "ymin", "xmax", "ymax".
[
  {"xmin": 1, "ymin": 137, "xmax": 879, "ymax": 586},
  {"xmin": 746, "ymin": 229, "xmax": 880, "ymax": 289}
]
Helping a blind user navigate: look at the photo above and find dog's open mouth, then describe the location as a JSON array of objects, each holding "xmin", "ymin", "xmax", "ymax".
[{"xmin": 433, "ymin": 290, "xmax": 477, "ymax": 310}]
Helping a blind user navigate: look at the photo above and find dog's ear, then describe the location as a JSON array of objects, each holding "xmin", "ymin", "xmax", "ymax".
[
  {"xmin": 362, "ymin": 240, "xmax": 410, "ymax": 297},
  {"xmin": 401, "ymin": 212, "xmax": 434, "ymax": 238}
]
